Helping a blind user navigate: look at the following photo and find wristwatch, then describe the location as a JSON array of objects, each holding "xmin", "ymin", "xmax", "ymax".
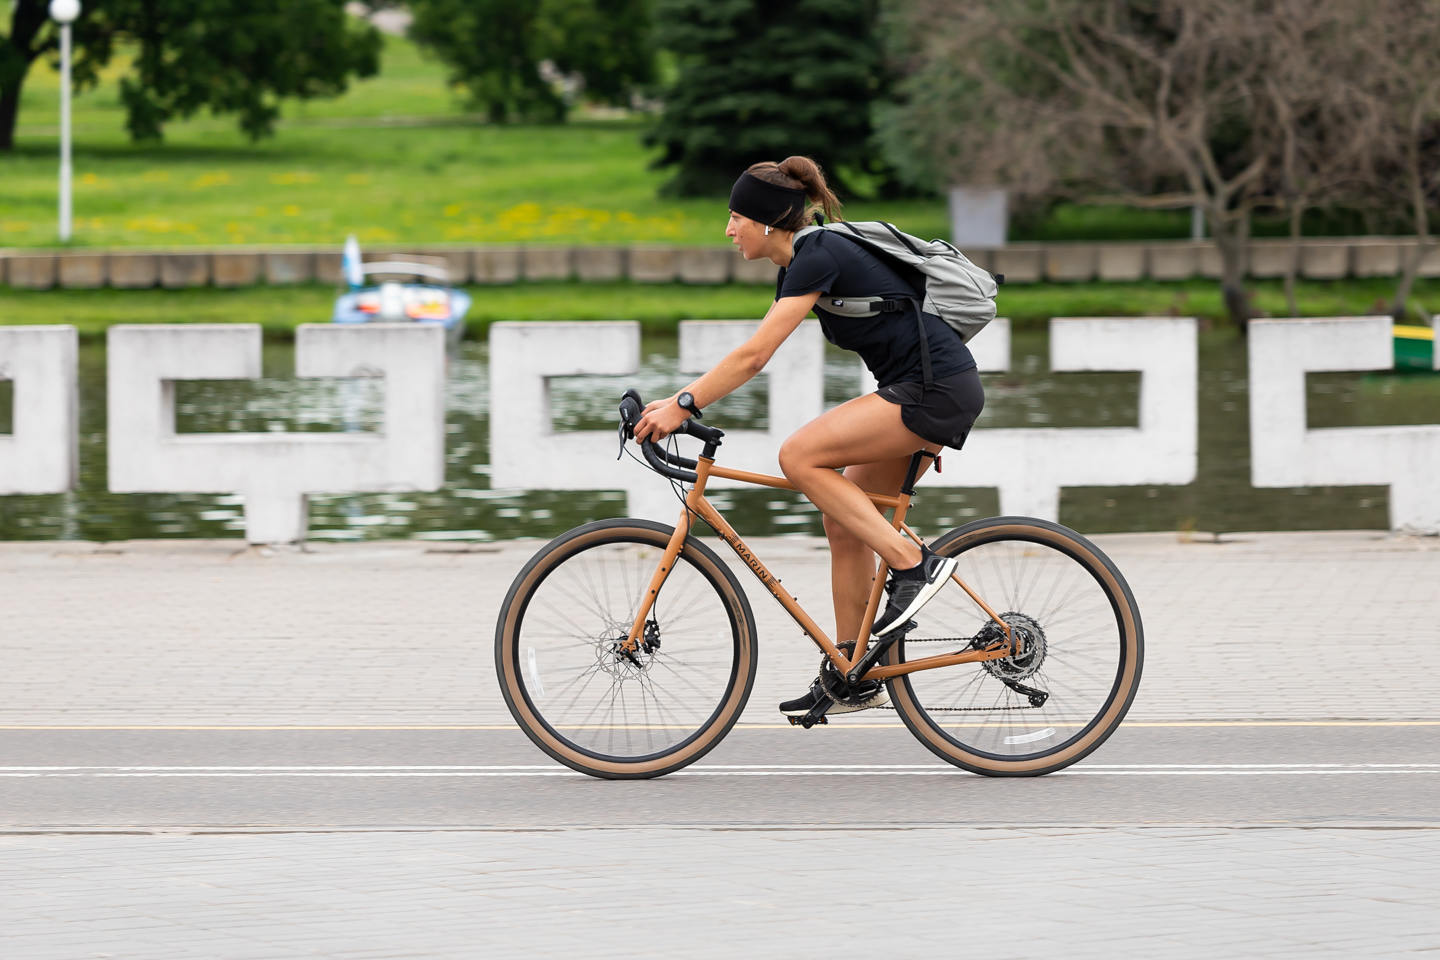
[{"xmin": 676, "ymin": 391, "xmax": 703, "ymax": 419}]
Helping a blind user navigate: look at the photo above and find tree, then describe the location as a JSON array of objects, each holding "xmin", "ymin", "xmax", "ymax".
[
  {"xmin": 1349, "ymin": 1, "xmax": 1440, "ymax": 322},
  {"xmin": 539, "ymin": 0, "xmax": 655, "ymax": 109},
  {"xmin": 878, "ymin": 0, "xmax": 1385, "ymax": 327},
  {"xmin": 408, "ymin": 0, "xmax": 654, "ymax": 124},
  {"xmin": 1259, "ymin": 1, "xmax": 1384, "ymax": 316},
  {"xmin": 645, "ymin": 0, "xmax": 886, "ymax": 196},
  {"xmin": 0, "ymin": 0, "xmax": 381, "ymax": 152}
]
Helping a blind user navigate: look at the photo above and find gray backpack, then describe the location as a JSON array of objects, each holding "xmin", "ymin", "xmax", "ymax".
[{"xmin": 794, "ymin": 220, "xmax": 1000, "ymax": 344}]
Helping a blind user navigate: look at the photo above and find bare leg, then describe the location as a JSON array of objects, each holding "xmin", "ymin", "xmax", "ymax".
[
  {"xmin": 823, "ymin": 454, "xmax": 934, "ymax": 649},
  {"xmin": 778, "ymin": 393, "xmax": 941, "ymax": 638}
]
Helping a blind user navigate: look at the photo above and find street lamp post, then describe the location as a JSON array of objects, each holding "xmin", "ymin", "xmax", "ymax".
[{"xmin": 50, "ymin": 0, "xmax": 81, "ymax": 243}]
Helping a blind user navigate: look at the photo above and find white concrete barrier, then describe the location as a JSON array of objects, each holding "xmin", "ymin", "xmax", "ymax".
[
  {"xmin": 0, "ymin": 326, "xmax": 78, "ymax": 494},
  {"xmin": 488, "ymin": 317, "xmax": 1196, "ymax": 525},
  {"xmin": 108, "ymin": 324, "xmax": 446, "ymax": 543},
  {"xmin": 1249, "ymin": 317, "xmax": 1440, "ymax": 533},
  {"xmin": 488, "ymin": 320, "xmax": 643, "ymax": 511},
  {"xmin": 932, "ymin": 317, "xmax": 1198, "ymax": 519}
]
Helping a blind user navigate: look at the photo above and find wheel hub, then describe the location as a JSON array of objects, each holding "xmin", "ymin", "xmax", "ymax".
[{"xmin": 598, "ymin": 619, "xmax": 661, "ymax": 680}]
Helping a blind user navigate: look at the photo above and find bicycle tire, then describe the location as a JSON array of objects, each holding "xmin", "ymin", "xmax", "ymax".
[
  {"xmin": 884, "ymin": 516, "xmax": 1143, "ymax": 776},
  {"xmin": 495, "ymin": 518, "xmax": 758, "ymax": 779}
]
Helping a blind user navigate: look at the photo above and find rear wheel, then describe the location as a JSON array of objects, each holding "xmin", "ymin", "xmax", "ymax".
[
  {"xmin": 495, "ymin": 518, "xmax": 757, "ymax": 779},
  {"xmin": 884, "ymin": 516, "xmax": 1143, "ymax": 776}
]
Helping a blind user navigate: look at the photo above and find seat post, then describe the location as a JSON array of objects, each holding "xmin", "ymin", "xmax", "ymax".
[{"xmin": 899, "ymin": 450, "xmax": 935, "ymax": 497}]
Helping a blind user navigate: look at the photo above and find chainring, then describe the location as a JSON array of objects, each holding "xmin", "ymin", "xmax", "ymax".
[{"xmin": 818, "ymin": 642, "xmax": 885, "ymax": 706}]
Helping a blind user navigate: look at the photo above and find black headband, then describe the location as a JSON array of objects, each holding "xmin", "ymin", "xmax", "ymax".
[{"xmin": 728, "ymin": 171, "xmax": 806, "ymax": 227}]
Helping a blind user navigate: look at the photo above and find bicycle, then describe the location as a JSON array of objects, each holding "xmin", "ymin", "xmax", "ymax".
[{"xmin": 495, "ymin": 388, "xmax": 1143, "ymax": 779}]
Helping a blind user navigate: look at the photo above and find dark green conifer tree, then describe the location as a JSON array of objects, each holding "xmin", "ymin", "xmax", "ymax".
[{"xmin": 646, "ymin": 0, "xmax": 884, "ymax": 195}]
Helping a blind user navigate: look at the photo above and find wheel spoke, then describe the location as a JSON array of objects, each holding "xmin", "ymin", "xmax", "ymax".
[
  {"xmin": 896, "ymin": 523, "xmax": 1139, "ymax": 773},
  {"xmin": 501, "ymin": 527, "xmax": 750, "ymax": 771}
]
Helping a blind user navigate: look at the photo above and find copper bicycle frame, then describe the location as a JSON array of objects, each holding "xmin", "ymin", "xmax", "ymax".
[{"xmin": 623, "ymin": 452, "xmax": 1017, "ymax": 682}]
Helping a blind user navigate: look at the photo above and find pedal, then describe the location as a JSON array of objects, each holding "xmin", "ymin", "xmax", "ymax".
[{"xmin": 786, "ymin": 713, "xmax": 829, "ymax": 728}]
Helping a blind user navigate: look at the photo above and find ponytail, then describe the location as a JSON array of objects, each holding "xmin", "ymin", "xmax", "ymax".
[{"xmin": 745, "ymin": 156, "xmax": 843, "ymax": 230}]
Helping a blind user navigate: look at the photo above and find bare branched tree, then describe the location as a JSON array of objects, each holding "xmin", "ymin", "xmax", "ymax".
[
  {"xmin": 879, "ymin": 0, "xmax": 1437, "ymax": 326},
  {"xmin": 1348, "ymin": 2, "xmax": 1440, "ymax": 322},
  {"xmin": 1260, "ymin": 0, "xmax": 1386, "ymax": 315}
]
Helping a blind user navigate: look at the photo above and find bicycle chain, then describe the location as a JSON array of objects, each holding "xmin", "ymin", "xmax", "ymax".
[{"xmin": 869, "ymin": 635, "xmax": 1042, "ymax": 713}]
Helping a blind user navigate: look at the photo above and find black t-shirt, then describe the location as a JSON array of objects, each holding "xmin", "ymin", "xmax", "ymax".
[{"xmin": 775, "ymin": 230, "xmax": 976, "ymax": 388}]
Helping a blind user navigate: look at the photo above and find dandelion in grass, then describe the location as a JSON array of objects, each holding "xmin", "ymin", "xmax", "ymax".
[
  {"xmin": 282, "ymin": 205, "xmax": 301, "ymax": 217},
  {"xmin": 192, "ymin": 172, "xmax": 232, "ymax": 189},
  {"xmin": 443, "ymin": 203, "xmax": 463, "ymax": 218}
]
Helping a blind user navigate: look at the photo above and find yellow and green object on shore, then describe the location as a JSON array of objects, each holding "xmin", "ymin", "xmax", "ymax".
[{"xmin": 1394, "ymin": 324, "xmax": 1435, "ymax": 372}]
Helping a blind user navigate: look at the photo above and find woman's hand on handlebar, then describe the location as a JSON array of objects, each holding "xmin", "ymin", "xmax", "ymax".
[{"xmin": 634, "ymin": 394, "xmax": 691, "ymax": 444}]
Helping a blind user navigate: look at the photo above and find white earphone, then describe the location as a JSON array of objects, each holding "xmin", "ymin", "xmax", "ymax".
[{"xmin": 764, "ymin": 225, "xmax": 773, "ymax": 236}]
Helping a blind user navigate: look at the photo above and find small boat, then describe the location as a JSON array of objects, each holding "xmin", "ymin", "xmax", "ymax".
[
  {"xmin": 1394, "ymin": 323, "xmax": 1435, "ymax": 372},
  {"xmin": 331, "ymin": 236, "xmax": 471, "ymax": 346}
]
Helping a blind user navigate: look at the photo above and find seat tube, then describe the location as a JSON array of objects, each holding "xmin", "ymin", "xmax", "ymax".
[{"xmin": 849, "ymin": 483, "xmax": 915, "ymax": 669}]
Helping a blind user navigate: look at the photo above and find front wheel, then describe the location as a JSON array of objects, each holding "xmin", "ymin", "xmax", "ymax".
[
  {"xmin": 495, "ymin": 518, "xmax": 758, "ymax": 779},
  {"xmin": 884, "ymin": 516, "xmax": 1143, "ymax": 776}
]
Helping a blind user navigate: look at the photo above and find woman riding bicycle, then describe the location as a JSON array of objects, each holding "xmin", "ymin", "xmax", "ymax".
[{"xmin": 632, "ymin": 156, "xmax": 986, "ymax": 719}]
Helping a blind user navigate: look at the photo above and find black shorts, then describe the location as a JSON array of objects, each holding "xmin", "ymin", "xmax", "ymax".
[{"xmin": 875, "ymin": 367, "xmax": 984, "ymax": 450}]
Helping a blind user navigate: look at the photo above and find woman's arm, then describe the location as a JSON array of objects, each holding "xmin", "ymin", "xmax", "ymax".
[{"xmin": 633, "ymin": 290, "xmax": 822, "ymax": 442}]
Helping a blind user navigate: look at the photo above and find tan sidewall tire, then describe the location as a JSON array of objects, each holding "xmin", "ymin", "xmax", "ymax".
[
  {"xmin": 495, "ymin": 519, "xmax": 757, "ymax": 779},
  {"xmin": 885, "ymin": 517, "xmax": 1143, "ymax": 777}
]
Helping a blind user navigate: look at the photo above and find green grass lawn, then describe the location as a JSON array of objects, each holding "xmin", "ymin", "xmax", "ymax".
[
  {"xmin": 4, "ymin": 277, "xmax": 1429, "ymax": 339},
  {"xmin": 5, "ymin": 21, "xmax": 1433, "ymax": 250},
  {"xmin": 1, "ymin": 29, "xmax": 948, "ymax": 249}
]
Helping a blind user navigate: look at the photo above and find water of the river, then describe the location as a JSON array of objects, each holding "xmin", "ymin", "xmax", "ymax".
[{"xmin": 1, "ymin": 329, "xmax": 1434, "ymax": 541}]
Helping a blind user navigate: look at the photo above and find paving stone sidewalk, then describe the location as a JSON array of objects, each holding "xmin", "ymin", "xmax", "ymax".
[
  {"xmin": 2, "ymin": 826, "xmax": 1437, "ymax": 959},
  {"xmin": 3, "ymin": 532, "xmax": 1438, "ymax": 959},
  {"xmin": 2, "ymin": 530, "xmax": 1438, "ymax": 725}
]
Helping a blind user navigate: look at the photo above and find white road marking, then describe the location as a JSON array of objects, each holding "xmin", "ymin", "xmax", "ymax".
[
  {"xmin": 1, "ymin": 763, "xmax": 1438, "ymax": 778},
  {"xmin": 1004, "ymin": 728, "xmax": 1057, "ymax": 744}
]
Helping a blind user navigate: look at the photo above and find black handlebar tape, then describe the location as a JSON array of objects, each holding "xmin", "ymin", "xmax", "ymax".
[{"xmin": 642, "ymin": 439, "xmax": 698, "ymax": 483}]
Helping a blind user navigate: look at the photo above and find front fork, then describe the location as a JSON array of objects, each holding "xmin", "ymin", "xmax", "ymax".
[{"xmin": 620, "ymin": 513, "xmax": 690, "ymax": 653}]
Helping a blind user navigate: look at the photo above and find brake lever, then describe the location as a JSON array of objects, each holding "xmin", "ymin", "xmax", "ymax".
[{"xmin": 617, "ymin": 389, "xmax": 643, "ymax": 458}]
